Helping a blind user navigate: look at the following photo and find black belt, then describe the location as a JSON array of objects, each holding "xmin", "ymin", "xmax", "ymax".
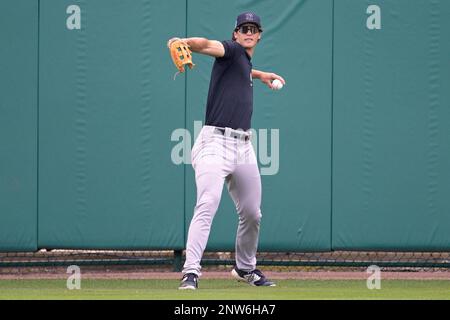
[{"xmin": 214, "ymin": 127, "xmax": 250, "ymax": 141}]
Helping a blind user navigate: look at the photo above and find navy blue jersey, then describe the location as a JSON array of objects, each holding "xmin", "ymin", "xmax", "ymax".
[{"xmin": 204, "ymin": 40, "xmax": 253, "ymax": 131}]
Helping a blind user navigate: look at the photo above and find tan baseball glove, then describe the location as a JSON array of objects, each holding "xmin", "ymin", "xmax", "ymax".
[{"xmin": 168, "ymin": 38, "xmax": 195, "ymax": 75}]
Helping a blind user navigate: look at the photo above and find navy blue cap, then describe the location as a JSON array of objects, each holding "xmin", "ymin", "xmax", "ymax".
[{"xmin": 235, "ymin": 12, "xmax": 262, "ymax": 30}]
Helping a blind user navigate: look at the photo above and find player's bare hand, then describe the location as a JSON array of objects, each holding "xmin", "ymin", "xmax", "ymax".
[{"xmin": 260, "ymin": 72, "xmax": 286, "ymax": 89}]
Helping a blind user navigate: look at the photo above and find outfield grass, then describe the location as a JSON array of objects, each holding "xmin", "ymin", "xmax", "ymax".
[{"xmin": 0, "ymin": 279, "xmax": 449, "ymax": 300}]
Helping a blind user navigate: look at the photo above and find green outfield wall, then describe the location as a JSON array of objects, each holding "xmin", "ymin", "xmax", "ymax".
[
  {"xmin": 0, "ymin": 0, "xmax": 38, "ymax": 251},
  {"xmin": 1, "ymin": 0, "xmax": 449, "ymax": 252},
  {"xmin": 333, "ymin": 0, "xmax": 450, "ymax": 250}
]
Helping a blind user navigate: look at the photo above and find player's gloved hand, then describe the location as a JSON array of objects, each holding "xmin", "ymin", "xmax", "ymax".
[
  {"xmin": 168, "ymin": 38, "xmax": 195, "ymax": 77},
  {"xmin": 167, "ymin": 37, "xmax": 181, "ymax": 49}
]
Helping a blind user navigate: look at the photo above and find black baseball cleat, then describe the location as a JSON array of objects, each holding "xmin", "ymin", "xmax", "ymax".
[
  {"xmin": 231, "ymin": 266, "xmax": 276, "ymax": 287},
  {"xmin": 178, "ymin": 273, "xmax": 198, "ymax": 290}
]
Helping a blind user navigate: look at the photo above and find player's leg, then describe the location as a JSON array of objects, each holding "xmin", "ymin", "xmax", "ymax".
[
  {"xmin": 182, "ymin": 166, "xmax": 225, "ymax": 277},
  {"xmin": 181, "ymin": 127, "xmax": 233, "ymax": 282},
  {"xmin": 226, "ymin": 141, "xmax": 275, "ymax": 286},
  {"xmin": 226, "ymin": 162, "xmax": 262, "ymax": 272}
]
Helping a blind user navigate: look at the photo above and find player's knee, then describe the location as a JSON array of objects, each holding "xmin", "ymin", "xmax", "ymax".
[
  {"xmin": 196, "ymin": 192, "xmax": 221, "ymax": 213},
  {"xmin": 241, "ymin": 205, "xmax": 262, "ymax": 224}
]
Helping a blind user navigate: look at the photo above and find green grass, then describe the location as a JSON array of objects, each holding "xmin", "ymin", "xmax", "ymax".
[{"xmin": 0, "ymin": 279, "xmax": 449, "ymax": 300}]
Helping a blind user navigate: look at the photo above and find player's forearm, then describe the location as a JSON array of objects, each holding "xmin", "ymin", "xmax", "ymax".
[
  {"xmin": 252, "ymin": 69, "xmax": 286, "ymax": 89},
  {"xmin": 168, "ymin": 36, "xmax": 224, "ymax": 57},
  {"xmin": 252, "ymin": 69, "xmax": 264, "ymax": 79},
  {"xmin": 183, "ymin": 37, "xmax": 210, "ymax": 53},
  {"xmin": 183, "ymin": 37, "xmax": 225, "ymax": 58}
]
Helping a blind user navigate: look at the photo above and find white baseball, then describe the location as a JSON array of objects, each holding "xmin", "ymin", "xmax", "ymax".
[{"xmin": 272, "ymin": 79, "xmax": 283, "ymax": 90}]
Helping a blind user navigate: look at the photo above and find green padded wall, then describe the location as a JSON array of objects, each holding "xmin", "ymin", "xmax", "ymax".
[
  {"xmin": 185, "ymin": 0, "xmax": 333, "ymax": 251},
  {"xmin": 333, "ymin": 0, "xmax": 450, "ymax": 250},
  {"xmin": 38, "ymin": 0, "xmax": 186, "ymax": 249},
  {"xmin": 1, "ymin": 0, "xmax": 449, "ymax": 253},
  {"xmin": 0, "ymin": 0, "xmax": 38, "ymax": 251}
]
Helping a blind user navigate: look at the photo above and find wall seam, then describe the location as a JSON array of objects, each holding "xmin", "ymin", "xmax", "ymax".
[
  {"xmin": 330, "ymin": 0, "xmax": 335, "ymax": 251},
  {"xmin": 36, "ymin": 0, "xmax": 41, "ymax": 250},
  {"xmin": 183, "ymin": 0, "xmax": 188, "ymax": 249}
]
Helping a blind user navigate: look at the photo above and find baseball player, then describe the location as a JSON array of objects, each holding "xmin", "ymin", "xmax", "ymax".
[{"xmin": 168, "ymin": 12, "xmax": 285, "ymax": 290}]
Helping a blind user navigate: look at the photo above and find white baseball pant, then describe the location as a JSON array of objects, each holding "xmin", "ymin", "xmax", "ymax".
[{"xmin": 182, "ymin": 125, "xmax": 262, "ymax": 276}]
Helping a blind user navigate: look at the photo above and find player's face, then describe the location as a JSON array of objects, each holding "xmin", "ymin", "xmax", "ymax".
[{"xmin": 234, "ymin": 23, "xmax": 261, "ymax": 48}]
